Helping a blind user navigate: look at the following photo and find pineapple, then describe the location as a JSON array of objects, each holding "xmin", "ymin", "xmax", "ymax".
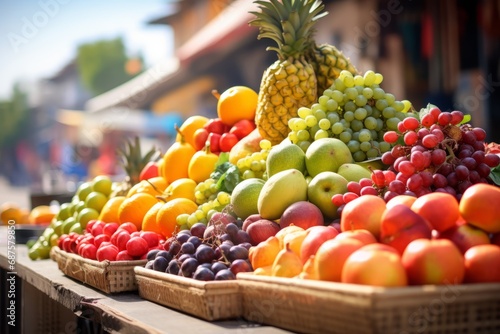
[
  {"xmin": 110, "ymin": 136, "xmax": 160, "ymax": 197},
  {"xmin": 250, "ymin": 0, "xmax": 324, "ymax": 145},
  {"xmin": 307, "ymin": 42, "xmax": 359, "ymax": 97}
]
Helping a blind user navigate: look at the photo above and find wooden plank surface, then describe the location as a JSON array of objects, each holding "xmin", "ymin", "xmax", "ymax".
[{"xmin": 0, "ymin": 227, "xmax": 292, "ymax": 334}]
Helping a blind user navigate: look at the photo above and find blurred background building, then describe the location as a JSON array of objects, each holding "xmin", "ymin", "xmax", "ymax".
[{"xmin": 1, "ymin": 0, "xmax": 499, "ymax": 198}]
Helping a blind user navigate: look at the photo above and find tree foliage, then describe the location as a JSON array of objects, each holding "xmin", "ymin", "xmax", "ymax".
[
  {"xmin": 0, "ymin": 85, "xmax": 30, "ymax": 150},
  {"xmin": 76, "ymin": 37, "xmax": 141, "ymax": 96}
]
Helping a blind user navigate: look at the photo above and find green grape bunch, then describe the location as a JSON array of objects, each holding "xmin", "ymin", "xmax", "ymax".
[
  {"xmin": 287, "ymin": 70, "xmax": 415, "ymax": 162},
  {"xmin": 236, "ymin": 139, "xmax": 272, "ymax": 180}
]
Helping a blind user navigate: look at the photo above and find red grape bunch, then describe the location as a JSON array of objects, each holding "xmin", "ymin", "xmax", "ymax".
[{"xmin": 332, "ymin": 106, "xmax": 500, "ymax": 213}]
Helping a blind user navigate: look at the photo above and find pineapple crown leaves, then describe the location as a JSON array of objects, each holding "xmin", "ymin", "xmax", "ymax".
[
  {"xmin": 116, "ymin": 136, "xmax": 161, "ymax": 185},
  {"xmin": 249, "ymin": 0, "xmax": 327, "ymax": 59}
]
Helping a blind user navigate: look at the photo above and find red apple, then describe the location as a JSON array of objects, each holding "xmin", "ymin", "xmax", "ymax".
[
  {"xmin": 102, "ymin": 222, "xmax": 119, "ymax": 237},
  {"xmin": 379, "ymin": 204, "xmax": 433, "ymax": 255},
  {"xmin": 340, "ymin": 195, "xmax": 386, "ymax": 239},
  {"xmin": 219, "ymin": 133, "xmax": 239, "ymax": 152},
  {"xmin": 126, "ymin": 236, "xmax": 149, "ymax": 257},
  {"xmin": 81, "ymin": 244, "xmax": 97, "ymax": 260},
  {"xmin": 118, "ymin": 222, "xmax": 138, "ymax": 234},
  {"xmin": 140, "ymin": 231, "xmax": 160, "ymax": 248},
  {"xmin": 242, "ymin": 214, "xmax": 264, "ymax": 231},
  {"xmin": 116, "ymin": 231, "xmax": 131, "ymax": 251},
  {"xmin": 279, "ymin": 201, "xmax": 324, "ymax": 230},
  {"xmin": 94, "ymin": 234, "xmax": 110, "ymax": 249},
  {"xmin": 401, "ymin": 239, "xmax": 465, "ymax": 285},
  {"xmin": 116, "ymin": 250, "xmax": 135, "ymax": 261},
  {"xmin": 204, "ymin": 118, "xmax": 226, "ymax": 135},
  {"xmin": 139, "ymin": 161, "xmax": 159, "ymax": 181},
  {"xmin": 299, "ymin": 225, "xmax": 339, "ymax": 264},
  {"xmin": 229, "ymin": 119, "xmax": 256, "ymax": 140},
  {"xmin": 96, "ymin": 244, "xmax": 118, "ymax": 261},
  {"xmin": 438, "ymin": 223, "xmax": 491, "ymax": 254},
  {"xmin": 246, "ymin": 219, "xmax": 281, "ymax": 246},
  {"xmin": 208, "ymin": 132, "xmax": 222, "ymax": 153},
  {"xmin": 193, "ymin": 128, "xmax": 209, "ymax": 151}
]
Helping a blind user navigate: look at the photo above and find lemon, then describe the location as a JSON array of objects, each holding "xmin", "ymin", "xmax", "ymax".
[{"xmin": 230, "ymin": 178, "xmax": 265, "ymax": 220}]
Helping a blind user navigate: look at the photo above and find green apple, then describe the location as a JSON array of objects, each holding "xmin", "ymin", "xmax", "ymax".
[
  {"xmin": 77, "ymin": 182, "xmax": 93, "ymax": 201},
  {"xmin": 305, "ymin": 138, "xmax": 353, "ymax": 177},
  {"xmin": 307, "ymin": 171, "xmax": 348, "ymax": 220}
]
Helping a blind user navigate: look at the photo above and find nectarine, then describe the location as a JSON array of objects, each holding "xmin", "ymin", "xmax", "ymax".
[
  {"xmin": 459, "ymin": 183, "xmax": 500, "ymax": 233},
  {"xmin": 340, "ymin": 195, "xmax": 386, "ymax": 239},
  {"xmin": 464, "ymin": 244, "xmax": 500, "ymax": 283},
  {"xmin": 411, "ymin": 192, "xmax": 459, "ymax": 233}
]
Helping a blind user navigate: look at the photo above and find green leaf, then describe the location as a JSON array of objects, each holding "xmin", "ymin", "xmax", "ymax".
[
  {"xmin": 490, "ymin": 164, "xmax": 500, "ymax": 186},
  {"xmin": 210, "ymin": 162, "xmax": 241, "ymax": 194},
  {"xmin": 460, "ymin": 114, "xmax": 472, "ymax": 125}
]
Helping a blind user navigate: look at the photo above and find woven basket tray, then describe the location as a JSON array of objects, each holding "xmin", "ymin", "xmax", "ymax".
[
  {"xmin": 50, "ymin": 247, "xmax": 147, "ymax": 294},
  {"xmin": 237, "ymin": 273, "xmax": 500, "ymax": 334},
  {"xmin": 134, "ymin": 266, "xmax": 242, "ymax": 321}
]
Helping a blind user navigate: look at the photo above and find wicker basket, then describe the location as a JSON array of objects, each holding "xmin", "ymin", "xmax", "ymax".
[
  {"xmin": 134, "ymin": 266, "xmax": 242, "ymax": 321},
  {"xmin": 237, "ymin": 273, "xmax": 500, "ymax": 334},
  {"xmin": 50, "ymin": 247, "xmax": 147, "ymax": 294}
]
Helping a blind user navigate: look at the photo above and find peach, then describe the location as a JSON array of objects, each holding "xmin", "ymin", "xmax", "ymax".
[
  {"xmin": 314, "ymin": 238, "xmax": 365, "ymax": 282},
  {"xmin": 459, "ymin": 183, "xmax": 500, "ymax": 233},
  {"xmin": 385, "ymin": 194, "xmax": 417, "ymax": 209},
  {"xmin": 411, "ymin": 192, "xmax": 459, "ymax": 233},
  {"xmin": 380, "ymin": 204, "xmax": 433, "ymax": 255},
  {"xmin": 279, "ymin": 201, "xmax": 324, "ymax": 229},
  {"xmin": 464, "ymin": 244, "xmax": 500, "ymax": 283},
  {"xmin": 283, "ymin": 230, "xmax": 308, "ymax": 257},
  {"xmin": 341, "ymin": 246, "xmax": 408, "ymax": 287},
  {"xmin": 401, "ymin": 239, "xmax": 465, "ymax": 285},
  {"xmin": 248, "ymin": 236, "xmax": 281, "ymax": 270},
  {"xmin": 299, "ymin": 225, "xmax": 339, "ymax": 264},
  {"xmin": 437, "ymin": 223, "xmax": 491, "ymax": 254},
  {"xmin": 340, "ymin": 195, "xmax": 386, "ymax": 239},
  {"xmin": 334, "ymin": 229, "xmax": 377, "ymax": 246},
  {"xmin": 246, "ymin": 219, "xmax": 281, "ymax": 246}
]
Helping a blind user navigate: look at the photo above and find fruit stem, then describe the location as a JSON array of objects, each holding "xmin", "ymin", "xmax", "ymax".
[{"xmin": 211, "ymin": 89, "xmax": 221, "ymax": 100}]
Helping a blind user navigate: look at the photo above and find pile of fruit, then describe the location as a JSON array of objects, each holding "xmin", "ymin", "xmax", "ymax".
[{"xmin": 4, "ymin": 0, "xmax": 499, "ymax": 288}]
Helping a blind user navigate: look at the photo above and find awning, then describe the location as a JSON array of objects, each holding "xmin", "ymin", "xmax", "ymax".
[{"xmin": 176, "ymin": 0, "xmax": 258, "ymax": 64}]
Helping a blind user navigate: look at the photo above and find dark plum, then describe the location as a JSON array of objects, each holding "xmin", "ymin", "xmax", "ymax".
[
  {"xmin": 214, "ymin": 269, "xmax": 236, "ymax": 280},
  {"xmin": 181, "ymin": 258, "xmax": 199, "ymax": 277},
  {"xmin": 146, "ymin": 249, "xmax": 160, "ymax": 261},
  {"xmin": 227, "ymin": 245, "xmax": 249, "ymax": 262},
  {"xmin": 230, "ymin": 259, "xmax": 252, "ymax": 275},
  {"xmin": 195, "ymin": 245, "xmax": 216, "ymax": 263},
  {"xmin": 166, "ymin": 260, "xmax": 180, "ymax": 275},
  {"xmin": 211, "ymin": 261, "xmax": 228, "ymax": 275},
  {"xmin": 178, "ymin": 253, "xmax": 193, "ymax": 263},
  {"xmin": 176, "ymin": 233, "xmax": 190, "ymax": 244},
  {"xmin": 145, "ymin": 260, "xmax": 154, "ymax": 270},
  {"xmin": 181, "ymin": 242, "xmax": 195, "ymax": 255},
  {"xmin": 193, "ymin": 267, "xmax": 215, "ymax": 281},
  {"xmin": 190, "ymin": 223, "xmax": 207, "ymax": 238},
  {"xmin": 187, "ymin": 236, "xmax": 202, "ymax": 249},
  {"xmin": 153, "ymin": 256, "xmax": 169, "ymax": 272}
]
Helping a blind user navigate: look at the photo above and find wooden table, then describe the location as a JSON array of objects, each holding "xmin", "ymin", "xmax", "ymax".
[{"xmin": 0, "ymin": 226, "xmax": 292, "ymax": 334}]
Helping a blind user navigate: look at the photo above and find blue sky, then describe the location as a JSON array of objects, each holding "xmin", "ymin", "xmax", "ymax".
[{"xmin": 0, "ymin": 0, "xmax": 174, "ymax": 100}]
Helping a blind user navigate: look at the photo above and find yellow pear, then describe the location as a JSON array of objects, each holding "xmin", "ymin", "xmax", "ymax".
[
  {"xmin": 248, "ymin": 236, "xmax": 281, "ymax": 270},
  {"xmin": 272, "ymin": 243, "xmax": 304, "ymax": 278}
]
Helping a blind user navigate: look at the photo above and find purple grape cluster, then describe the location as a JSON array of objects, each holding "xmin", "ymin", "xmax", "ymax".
[
  {"xmin": 381, "ymin": 107, "xmax": 500, "ymax": 201},
  {"xmin": 145, "ymin": 212, "xmax": 253, "ymax": 281}
]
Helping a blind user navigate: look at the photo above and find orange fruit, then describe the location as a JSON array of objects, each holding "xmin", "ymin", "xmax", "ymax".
[
  {"xmin": 217, "ymin": 86, "xmax": 258, "ymax": 126},
  {"xmin": 156, "ymin": 198, "xmax": 198, "ymax": 238},
  {"xmin": 141, "ymin": 202, "xmax": 164, "ymax": 234},
  {"xmin": 411, "ymin": 192, "xmax": 459, "ymax": 232},
  {"xmin": 1, "ymin": 202, "xmax": 29, "ymax": 225},
  {"xmin": 29, "ymin": 205, "xmax": 56, "ymax": 225},
  {"xmin": 175, "ymin": 115, "xmax": 209, "ymax": 148},
  {"xmin": 459, "ymin": 183, "xmax": 500, "ymax": 233},
  {"xmin": 162, "ymin": 136, "xmax": 196, "ymax": 184},
  {"xmin": 161, "ymin": 178, "xmax": 197, "ymax": 203},
  {"xmin": 127, "ymin": 176, "xmax": 168, "ymax": 198},
  {"xmin": 118, "ymin": 193, "xmax": 159, "ymax": 230},
  {"xmin": 187, "ymin": 147, "xmax": 219, "ymax": 183},
  {"xmin": 99, "ymin": 196, "xmax": 126, "ymax": 223}
]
